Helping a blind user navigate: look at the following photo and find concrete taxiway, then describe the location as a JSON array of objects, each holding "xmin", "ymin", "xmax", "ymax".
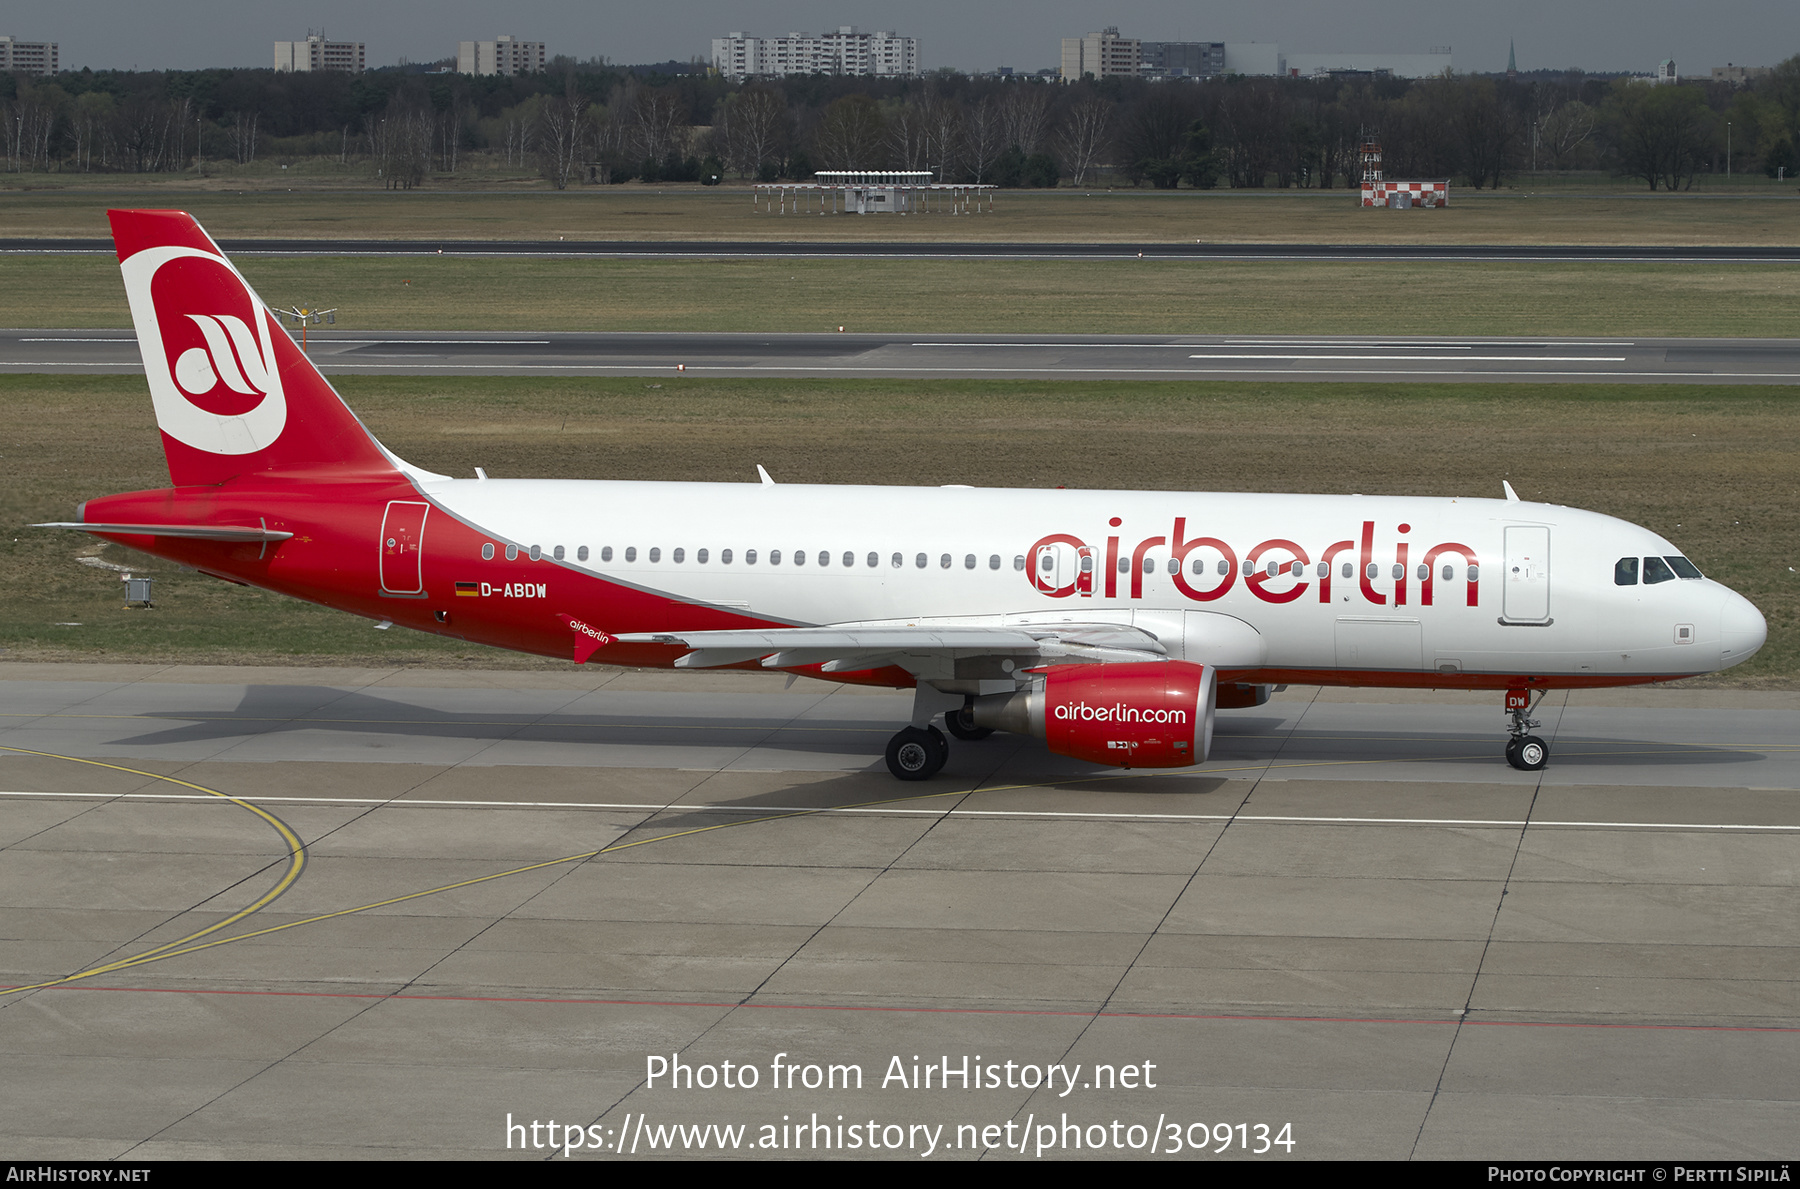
[
  {"xmin": 1, "ymin": 662, "xmax": 1795, "ymax": 1159},
  {"xmin": 10, "ymin": 329, "xmax": 1800, "ymax": 385}
]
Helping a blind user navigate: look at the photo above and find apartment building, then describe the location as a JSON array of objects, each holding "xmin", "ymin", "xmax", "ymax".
[
  {"xmin": 457, "ymin": 36, "xmax": 546, "ymax": 76},
  {"xmin": 713, "ymin": 27, "xmax": 920, "ymax": 82},
  {"xmin": 274, "ymin": 34, "xmax": 366, "ymax": 73}
]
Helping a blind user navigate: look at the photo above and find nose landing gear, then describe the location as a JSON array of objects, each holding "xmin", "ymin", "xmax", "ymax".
[{"xmin": 1504, "ymin": 688, "xmax": 1549, "ymax": 771}]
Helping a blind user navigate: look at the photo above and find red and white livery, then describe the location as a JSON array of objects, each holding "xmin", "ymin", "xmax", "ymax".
[{"xmin": 44, "ymin": 210, "xmax": 1769, "ymax": 779}]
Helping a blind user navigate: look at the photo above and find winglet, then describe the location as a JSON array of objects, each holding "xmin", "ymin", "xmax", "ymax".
[
  {"xmin": 1502, "ymin": 480, "xmax": 1520, "ymax": 502},
  {"xmin": 757, "ymin": 465, "xmax": 775, "ymax": 486}
]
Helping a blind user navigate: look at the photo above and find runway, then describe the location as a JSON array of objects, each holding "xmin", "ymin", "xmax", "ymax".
[
  {"xmin": 9, "ymin": 237, "xmax": 1800, "ymax": 263},
  {"xmin": 11, "ymin": 329, "xmax": 1800, "ymax": 384},
  {"xmin": 1, "ymin": 663, "xmax": 1795, "ymax": 1159}
]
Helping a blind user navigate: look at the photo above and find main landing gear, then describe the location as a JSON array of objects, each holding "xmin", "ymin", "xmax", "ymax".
[
  {"xmin": 884, "ymin": 695, "xmax": 988, "ymax": 781},
  {"xmin": 1504, "ymin": 689, "xmax": 1550, "ymax": 772},
  {"xmin": 885, "ymin": 725, "xmax": 948, "ymax": 780}
]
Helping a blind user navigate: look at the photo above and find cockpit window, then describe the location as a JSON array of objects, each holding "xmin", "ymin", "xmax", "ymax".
[
  {"xmin": 1665, "ymin": 556, "xmax": 1703, "ymax": 580},
  {"xmin": 1642, "ymin": 556, "xmax": 1676, "ymax": 584},
  {"xmin": 1614, "ymin": 557, "xmax": 1638, "ymax": 586}
]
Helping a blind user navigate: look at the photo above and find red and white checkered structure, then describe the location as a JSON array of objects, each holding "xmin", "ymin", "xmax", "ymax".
[{"xmin": 1360, "ymin": 181, "xmax": 1449, "ymax": 208}]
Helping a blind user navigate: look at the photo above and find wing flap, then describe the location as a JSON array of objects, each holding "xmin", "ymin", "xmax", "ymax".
[{"xmin": 617, "ymin": 622, "xmax": 1167, "ymax": 676}]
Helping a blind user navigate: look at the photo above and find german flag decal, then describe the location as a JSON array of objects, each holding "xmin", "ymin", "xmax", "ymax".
[{"xmin": 455, "ymin": 581, "xmax": 481, "ymax": 597}]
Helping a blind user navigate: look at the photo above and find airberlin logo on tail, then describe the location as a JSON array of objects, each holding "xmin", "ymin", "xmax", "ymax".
[
  {"xmin": 120, "ymin": 245, "xmax": 288, "ymax": 456},
  {"xmin": 172, "ymin": 314, "xmax": 275, "ymax": 404}
]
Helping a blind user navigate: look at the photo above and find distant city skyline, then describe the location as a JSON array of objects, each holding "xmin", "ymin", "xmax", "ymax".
[{"xmin": 17, "ymin": 0, "xmax": 1799, "ymax": 77}]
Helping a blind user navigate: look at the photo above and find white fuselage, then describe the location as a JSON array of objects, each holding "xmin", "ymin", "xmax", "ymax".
[{"xmin": 417, "ymin": 477, "xmax": 1767, "ymax": 683}]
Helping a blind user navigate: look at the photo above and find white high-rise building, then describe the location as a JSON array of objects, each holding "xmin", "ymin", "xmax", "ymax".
[
  {"xmin": 274, "ymin": 34, "xmax": 365, "ymax": 74},
  {"xmin": 712, "ymin": 28, "xmax": 919, "ymax": 82},
  {"xmin": 457, "ymin": 36, "xmax": 546, "ymax": 76},
  {"xmin": 0, "ymin": 36, "xmax": 58, "ymax": 76}
]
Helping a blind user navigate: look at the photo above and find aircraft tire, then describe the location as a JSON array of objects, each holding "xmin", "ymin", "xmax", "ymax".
[
  {"xmin": 887, "ymin": 726, "xmax": 948, "ymax": 780},
  {"xmin": 943, "ymin": 705, "xmax": 994, "ymax": 741},
  {"xmin": 1506, "ymin": 735, "xmax": 1549, "ymax": 771}
]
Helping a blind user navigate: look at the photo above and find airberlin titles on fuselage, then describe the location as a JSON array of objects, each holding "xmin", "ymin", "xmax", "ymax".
[{"xmin": 1028, "ymin": 517, "xmax": 1479, "ymax": 608}]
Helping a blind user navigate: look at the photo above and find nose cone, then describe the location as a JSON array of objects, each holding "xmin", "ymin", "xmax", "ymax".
[{"xmin": 1719, "ymin": 589, "xmax": 1767, "ymax": 670}]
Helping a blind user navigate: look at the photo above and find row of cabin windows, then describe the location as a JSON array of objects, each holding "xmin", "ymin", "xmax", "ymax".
[
  {"xmin": 475, "ymin": 540, "xmax": 1477, "ymax": 583},
  {"xmin": 1615, "ymin": 555, "xmax": 1704, "ymax": 586},
  {"xmin": 1061, "ymin": 554, "xmax": 1478, "ymax": 582},
  {"xmin": 479, "ymin": 542, "xmax": 1031, "ymax": 571}
]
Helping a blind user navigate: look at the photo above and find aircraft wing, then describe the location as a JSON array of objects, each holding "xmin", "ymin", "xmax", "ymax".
[{"xmin": 613, "ymin": 622, "xmax": 1167, "ymax": 677}]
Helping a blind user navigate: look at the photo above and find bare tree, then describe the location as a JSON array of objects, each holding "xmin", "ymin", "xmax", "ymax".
[
  {"xmin": 227, "ymin": 110, "xmax": 260, "ymax": 165},
  {"xmin": 630, "ymin": 86, "xmax": 686, "ymax": 165},
  {"xmin": 814, "ymin": 94, "xmax": 887, "ymax": 169},
  {"xmin": 925, "ymin": 95, "xmax": 965, "ymax": 181},
  {"xmin": 1002, "ymin": 84, "xmax": 1054, "ymax": 153},
  {"xmin": 718, "ymin": 84, "xmax": 787, "ymax": 178},
  {"xmin": 1538, "ymin": 100, "xmax": 1596, "ymax": 169},
  {"xmin": 539, "ymin": 87, "xmax": 589, "ymax": 190},
  {"xmin": 1055, "ymin": 93, "xmax": 1113, "ymax": 185},
  {"xmin": 963, "ymin": 95, "xmax": 1005, "ymax": 183},
  {"xmin": 885, "ymin": 99, "xmax": 928, "ymax": 169}
]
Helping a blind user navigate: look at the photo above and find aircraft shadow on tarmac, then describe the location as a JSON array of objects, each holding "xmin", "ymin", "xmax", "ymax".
[{"xmin": 113, "ymin": 685, "xmax": 1773, "ymax": 774}]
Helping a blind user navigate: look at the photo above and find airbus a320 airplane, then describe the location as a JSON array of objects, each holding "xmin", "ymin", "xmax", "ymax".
[{"xmin": 41, "ymin": 211, "xmax": 1768, "ymax": 780}]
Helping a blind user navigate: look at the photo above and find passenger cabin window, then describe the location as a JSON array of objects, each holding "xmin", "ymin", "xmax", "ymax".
[
  {"xmin": 505, "ymin": 545, "xmax": 518, "ymax": 561},
  {"xmin": 892, "ymin": 553, "xmax": 903, "ymax": 568},
  {"xmin": 529, "ymin": 545, "xmax": 542, "ymax": 561},
  {"xmin": 721, "ymin": 549, "xmax": 733, "ymax": 564},
  {"xmin": 916, "ymin": 553, "xmax": 928, "ymax": 569},
  {"xmin": 481, "ymin": 543, "xmax": 494, "ymax": 560},
  {"xmin": 648, "ymin": 547, "xmax": 661, "ymax": 563},
  {"xmin": 1615, "ymin": 557, "xmax": 1639, "ymax": 586},
  {"xmin": 553, "ymin": 545, "xmax": 565, "ymax": 560},
  {"xmin": 602, "ymin": 546, "xmax": 614, "ymax": 562},
  {"xmin": 1643, "ymin": 556, "xmax": 1676, "ymax": 584},
  {"xmin": 624, "ymin": 547, "xmax": 636, "ymax": 562},
  {"xmin": 1666, "ymin": 556, "xmax": 1703, "ymax": 579},
  {"xmin": 990, "ymin": 555, "xmax": 1002, "ymax": 571},
  {"xmin": 578, "ymin": 546, "xmax": 589, "ymax": 562},
  {"xmin": 697, "ymin": 548, "xmax": 708, "ymax": 564},
  {"xmin": 672, "ymin": 548, "xmax": 684, "ymax": 563},
  {"xmin": 746, "ymin": 549, "xmax": 757, "ymax": 565},
  {"xmin": 1013, "ymin": 555, "xmax": 1026, "ymax": 571}
]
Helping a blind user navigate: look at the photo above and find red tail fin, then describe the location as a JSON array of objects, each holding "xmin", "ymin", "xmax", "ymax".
[{"xmin": 110, "ymin": 209, "xmax": 398, "ymax": 486}]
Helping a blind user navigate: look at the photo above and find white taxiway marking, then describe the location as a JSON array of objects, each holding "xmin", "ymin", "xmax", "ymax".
[{"xmin": 2, "ymin": 789, "xmax": 1795, "ymax": 831}]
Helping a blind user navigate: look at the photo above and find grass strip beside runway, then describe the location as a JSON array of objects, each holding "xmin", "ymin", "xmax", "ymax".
[{"xmin": 5, "ymin": 253, "xmax": 1800, "ymax": 338}]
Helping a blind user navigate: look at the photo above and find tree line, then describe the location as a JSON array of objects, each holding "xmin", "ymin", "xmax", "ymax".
[{"xmin": 3, "ymin": 55, "xmax": 1797, "ymax": 190}]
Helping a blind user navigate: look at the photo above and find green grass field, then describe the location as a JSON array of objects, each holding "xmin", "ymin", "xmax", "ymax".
[
  {"xmin": 5, "ymin": 375, "xmax": 1798, "ymax": 684},
  {"xmin": 3, "ymin": 183, "xmax": 1800, "ymax": 245},
  {"xmin": 6, "ymin": 252, "xmax": 1800, "ymax": 338}
]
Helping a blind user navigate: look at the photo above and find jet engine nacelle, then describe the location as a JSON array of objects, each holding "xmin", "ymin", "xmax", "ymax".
[{"xmin": 971, "ymin": 660, "xmax": 1217, "ymax": 768}]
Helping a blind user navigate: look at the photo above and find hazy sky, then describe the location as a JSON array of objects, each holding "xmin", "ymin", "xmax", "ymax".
[{"xmin": 26, "ymin": 1, "xmax": 1800, "ymax": 76}]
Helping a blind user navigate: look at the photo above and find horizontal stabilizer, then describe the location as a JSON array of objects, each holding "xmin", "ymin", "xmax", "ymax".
[{"xmin": 34, "ymin": 522, "xmax": 294, "ymax": 542}]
